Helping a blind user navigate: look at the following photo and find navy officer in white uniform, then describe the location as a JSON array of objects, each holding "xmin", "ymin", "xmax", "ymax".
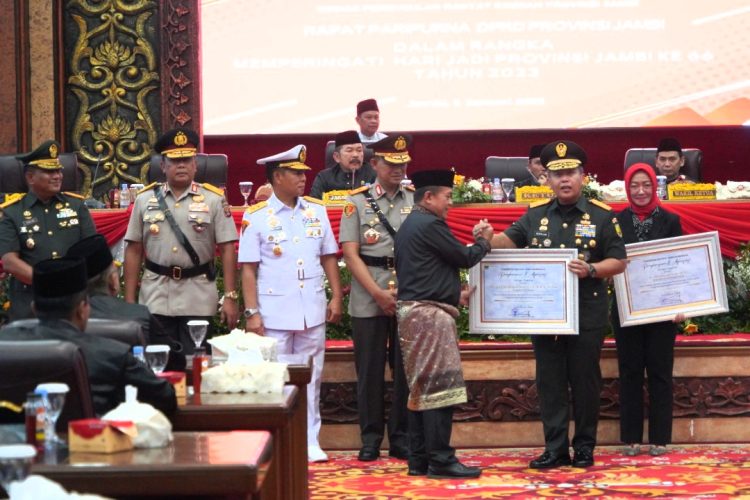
[{"xmin": 238, "ymin": 144, "xmax": 343, "ymax": 462}]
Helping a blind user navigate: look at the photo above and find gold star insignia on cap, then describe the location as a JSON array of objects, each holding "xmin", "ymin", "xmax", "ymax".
[{"xmin": 555, "ymin": 142, "xmax": 567, "ymax": 158}]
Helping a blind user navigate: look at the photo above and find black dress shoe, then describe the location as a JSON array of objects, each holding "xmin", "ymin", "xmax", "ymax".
[
  {"xmin": 529, "ymin": 451, "xmax": 572, "ymax": 469},
  {"xmin": 357, "ymin": 447, "xmax": 380, "ymax": 461},
  {"xmin": 407, "ymin": 465, "xmax": 428, "ymax": 476},
  {"xmin": 427, "ymin": 461, "xmax": 481, "ymax": 479},
  {"xmin": 572, "ymin": 448, "xmax": 594, "ymax": 468},
  {"xmin": 388, "ymin": 447, "xmax": 409, "ymax": 460}
]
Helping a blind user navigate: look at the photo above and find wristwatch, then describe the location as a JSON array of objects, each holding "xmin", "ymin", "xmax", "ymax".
[
  {"xmin": 243, "ymin": 307, "xmax": 260, "ymax": 318},
  {"xmin": 587, "ymin": 263, "xmax": 597, "ymax": 278},
  {"xmin": 224, "ymin": 290, "xmax": 239, "ymax": 300}
]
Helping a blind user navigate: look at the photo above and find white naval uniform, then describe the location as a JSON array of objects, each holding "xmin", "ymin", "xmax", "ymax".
[{"xmin": 238, "ymin": 193, "xmax": 339, "ymax": 451}]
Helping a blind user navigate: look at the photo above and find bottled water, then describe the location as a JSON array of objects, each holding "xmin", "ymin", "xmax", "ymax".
[{"xmin": 491, "ymin": 178, "xmax": 503, "ymax": 203}]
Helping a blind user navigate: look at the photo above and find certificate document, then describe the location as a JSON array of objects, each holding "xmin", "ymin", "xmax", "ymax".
[
  {"xmin": 469, "ymin": 249, "xmax": 579, "ymax": 335},
  {"xmin": 613, "ymin": 231, "xmax": 728, "ymax": 327}
]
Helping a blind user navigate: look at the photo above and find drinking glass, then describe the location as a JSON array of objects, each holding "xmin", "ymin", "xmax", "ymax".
[
  {"xmin": 187, "ymin": 320, "xmax": 209, "ymax": 350},
  {"xmin": 0, "ymin": 444, "xmax": 36, "ymax": 494},
  {"xmin": 34, "ymin": 383, "xmax": 68, "ymax": 446},
  {"xmin": 145, "ymin": 345, "xmax": 171, "ymax": 374},
  {"xmin": 239, "ymin": 181, "xmax": 254, "ymax": 207},
  {"xmin": 501, "ymin": 178, "xmax": 515, "ymax": 203}
]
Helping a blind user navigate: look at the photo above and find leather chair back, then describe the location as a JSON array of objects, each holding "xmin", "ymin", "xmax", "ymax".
[
  {"xmin": 324, "ymin": 140, "xmax": 374, "ymax": 170},
  {"xmin": 0, "ymin": 340, "xmax": 94, "ymax": 430},
  {"xmin": 0, "ymin": 153, "xmax": 82, "ymax": 194},
  {"xmin": 148, "ymin": 153, "xmax": 228, "ymax": 186},
  {"xmin": 485, "ymin": 156, "xmax": 533, "ymax": 184},
  {"xmin": 7, "ymin": 318, "xmax": 145, "ymax": 348},
  {"xmin": 623, "ymin": 148, "xmax": 703, "ymax": 181}
]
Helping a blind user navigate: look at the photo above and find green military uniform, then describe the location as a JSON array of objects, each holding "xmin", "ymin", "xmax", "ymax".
[
  {"xmin": 338, "ymin": 135, "xmax": 414, "ymax": 459},
  {"xmin": 503, "ymin": 140, "xmax": 627, "ymax": 466},
  {"xmin": 0, "ymin": 140, "xmax": 96, "ymax": 320},
  {"xmin": 124, "ymin": 181, "xmax": 238, "ymax": 318}
]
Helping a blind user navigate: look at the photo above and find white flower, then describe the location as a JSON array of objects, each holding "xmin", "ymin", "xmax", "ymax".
[{"xmin": 467, "ymin": 179, "xmax": 483, "ymax": 191}]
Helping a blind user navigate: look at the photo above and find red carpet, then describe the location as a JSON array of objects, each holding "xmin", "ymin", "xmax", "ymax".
[{"xmin": 309, "ymin": 445, "xmax": 750, "ymax": 499}]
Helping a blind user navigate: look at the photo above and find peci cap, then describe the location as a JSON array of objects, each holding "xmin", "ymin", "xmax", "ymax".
[
  {"xmin": 370, "ymin": 134, "xmax": 412, "ymax": 165},
  {"xmin": 528, "ymin": 144, "xmax": 545, "ymax": 160},
  {"xmin": 357, "ymin": 98, "xmax": 379, "ymax": 115},
  {"xmin": 18, "ymin": 140, "xmax": 63, "ymax": 170},
  {"xmin": 411, "ymin": 169, "xmax": 454, "ymax": 189},
  {"xmin": 657, "ymin": 138, "xmax": 683, "ymax": 154},
  {"xmin": 154, "ymin": 128, "xmax": 199, "ymax": 158},
  {"xmin": 334, "ymin": 130, "xmax": 362, "ymax": 148},
  {"xmin": 540, "ymin": 140, "xmax": 587, "ymax": 171},
  {"xmin": 256, "ymin": 144, "xmax": 311, "ymax": 170},
  {"xmin": 33, "ymin": 257, "xmax": 87, "ymax": 299},
  {"xmin": 66, "ymin": 234, "xmax": 114, "ymax": 279}
]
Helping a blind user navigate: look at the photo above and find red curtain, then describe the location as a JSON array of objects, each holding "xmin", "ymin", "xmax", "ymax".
[{"xmin": 91, "ymin": 201, "xmax": 750, "ymax": 258}]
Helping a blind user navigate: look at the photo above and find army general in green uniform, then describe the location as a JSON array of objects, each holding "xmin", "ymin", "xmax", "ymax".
[
  {"xmin": 0, "ymin": 140, "xmax": 96, "ymax": 320},
  {"xmin": 339, "ymin": 132, "xmax": 413, "ymax": 462},
  {"xmin": 487, "ymin": 140, "xmax": 627, "ymax": 469}
]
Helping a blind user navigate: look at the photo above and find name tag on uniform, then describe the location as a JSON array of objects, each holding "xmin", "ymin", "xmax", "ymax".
[
  {"xmin": 575, "ymin": 224, "xmax": 596, "ymax": 238},
  {"xmin": 306, "ymin": 228, "xmax": 322, "ymax": 238},
  {"xmin": 189, "ymin": 202, "xmax": 209, "ymax": 212},
  {"xmin": 400, "ymin": 207, "xmax": 412, "ymax": 214}
]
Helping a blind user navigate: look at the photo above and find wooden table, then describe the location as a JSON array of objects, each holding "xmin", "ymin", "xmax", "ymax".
[
  {"xmin": 32, "ymin": 431, "xmax": 272, "ymax": 499},
  {"xmin": 172, "ymin": 386, "xmax": 304, "ymax": 500}
]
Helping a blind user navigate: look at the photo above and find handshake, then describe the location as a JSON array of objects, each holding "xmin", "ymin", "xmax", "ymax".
[{"xmin": 472, "ymin": 218, "xmax": 494, "ymax": 241}]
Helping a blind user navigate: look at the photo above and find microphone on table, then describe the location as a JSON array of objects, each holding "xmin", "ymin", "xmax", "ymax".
[{"xmin": 84, "ymin": 154, "xmax": 106, "ymax": 209}]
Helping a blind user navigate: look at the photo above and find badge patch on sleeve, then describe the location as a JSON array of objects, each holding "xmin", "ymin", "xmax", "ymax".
[{"xmin": 343, "ymin": 203, "xmax": 355, "ymax": 218}]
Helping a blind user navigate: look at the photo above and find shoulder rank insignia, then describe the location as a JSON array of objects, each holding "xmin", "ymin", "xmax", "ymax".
[
  {"xmin": 245, "ymin": 200, "xmax": 268, "ymax": 215},
  {"xmin": 137, "ymin": 182, "xmax": 159, "ymax": 195},
  {"xmin": 590, "ymin": 199, "xmax": 612, "ymax": 211},
  {"xmin": 0, "ymin": 192, "xmax": 25, "ymax": 209},
  {"xmin": 348, "ymin": 185, "xmax": 369, "ymax": 196},
  {"xmin": 303, "ymin": 195, "xmax": 325, "ymax": 205},
  {"xmin": 62, "ymin": 191, "xmax": 85, "ymax": 200},
  {"xmin": 529, "ymin": 198, "xmax": 552, "ymax": 208},
  {"xmin": 201, "ymin": 182, "xmax": 225, "ymax": 197}
]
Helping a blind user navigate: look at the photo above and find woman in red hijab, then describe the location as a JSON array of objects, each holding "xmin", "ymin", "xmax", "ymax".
[{"xmin": 613, "ymin": 163, "xmax": 683, "ymax": 457}]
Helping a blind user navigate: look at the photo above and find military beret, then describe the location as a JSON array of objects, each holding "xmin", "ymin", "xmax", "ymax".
[
  {"xmin": 356, "ymin": 98, "xmax": 379, "ymax": 115},
  {"xmin": 256, "ymin": 144, "xmax": 311, "ymax": 170},
  {"xmin": 411, "ymin": 169, "xmax": 454, "ymax": 189},
  {"xmin": 33, "ymin": 258, "xmax": 87, "ymax": 299},
  {"xmin": 540, "ymin": 140, "xmax": 587, "ymax": 171},
  {"xmin": 370, "ymin": 134, "xmax": 412, "ymax": 165},
  {"xmin": 66, "ymin": 234, "xmax": 114, "ymax": 279},
  {"xmin": 657, "ymin": 138, "xmax": 682, "ymax": 154},
  {"xmin": 154, "ymin": 128, "xmax": 199, "ymax": 158},
  {"xmin": 18, "ymin": 140, "xmax": 63, "ymax": 170}
]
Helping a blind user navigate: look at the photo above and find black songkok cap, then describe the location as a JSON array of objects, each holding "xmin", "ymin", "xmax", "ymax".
[
  {"xmin": 528, "ymin": 144, "xmax": 545, "ymax": 160},
  {"xmin": 657, "ymin": 138, "xmax": 682, "ymax": 154},
  {"xmin": 33, "ymin": 258, "xmax": 87, "ymax": 299},
  {"xmin": 540, "ymin": 140, "xmax": 588, "ymax": 171},
  {"xmin": 334, "ymin": 130, "xmax": 362, "ymax": 148},
  {"xmin": 411, "ymin": 170, "xmax": 455, "ymax": 189},
  {"xmin": 66, "ymin": 234, "xmax": 114, "ymax": 279},
  {"xmin": 356, "ymin": 98, "xmax": 379, "ymax": 115}
]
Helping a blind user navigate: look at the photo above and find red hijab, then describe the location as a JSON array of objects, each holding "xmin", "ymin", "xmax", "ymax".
[{"xmin": 624, "ymin": 163, "xmax": 661, "ymax": 221}]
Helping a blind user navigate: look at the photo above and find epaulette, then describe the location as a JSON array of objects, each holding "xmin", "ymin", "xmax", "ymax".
[
  {"xmin": 137, "ymin": 182, "xmax": 159, "ymax": 195},
  {"xmin": 348, "ymin": 185, "xmax": 370, "ymax": 196},
  {"xmin": 0, "ymin": 193, "xmax": 25, "ymax": 209},
  {"xmin": 529, "ymin": 199, "xmax": 552, "ymax": 208},
  {"xmin": 63, "ymin": 191, "xmax": 85, "ymax": 200},
  {"xmin": 201, "ymin": 182, "xmax": 225, "ymax": 197},
  {"xmin": 303, "ymin": 196, "xmax": 325, "ymax": 205},
  {"xmin": 589, "ymin": 199, "xmax": 612, "ymax": 211},
  {"xmin": 403, "ymin": 184, "xmax": 415, "ymax": 191},
  {"xmin": 245, "ymin": 200, "xmax": 268, "ymax": 215}
]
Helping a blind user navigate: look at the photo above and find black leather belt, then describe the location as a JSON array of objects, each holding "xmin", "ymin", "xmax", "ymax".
[
  {"xmin": 144, "ymin": 259, "xmax": 213, "ymax": 280},
  {"xmin": 359, "ymin": 254, "xmax": 395, "ymax": 270}
]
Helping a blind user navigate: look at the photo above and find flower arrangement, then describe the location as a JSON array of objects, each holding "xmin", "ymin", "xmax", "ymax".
[
  {"xmin": 451, "ymin": 174, "xmax": 492, "ymax": 204},
  {"xmin": 581, "ymin": 173, "xmax": 603, "ymax": 201}
]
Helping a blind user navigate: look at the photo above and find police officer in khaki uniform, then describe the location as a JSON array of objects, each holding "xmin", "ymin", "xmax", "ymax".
[
  {"xmin": 486, "ymin": 140, "xmax": 627, "ymax": 469},
  {"xmin": 339, "ymin": 133, "xmax": 413, "ymax": 461},
  {"xmin": 0, "ymin": 140, "xmax": 96, "ymax": 320},
  {"xmin": 123, "ymin": 128, "xmax": 239, "ymax": 353}
]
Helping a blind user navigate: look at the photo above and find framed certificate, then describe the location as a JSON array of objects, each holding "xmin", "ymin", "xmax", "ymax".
[
  {"xmin": 468, "ymin": 249, "xmax": 579, "ymax": 335},
  {"xmin": 613, "ymin": 231, "xmax": 729, "ymax": 327}
]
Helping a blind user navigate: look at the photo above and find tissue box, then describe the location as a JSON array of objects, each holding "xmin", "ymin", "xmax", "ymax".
[
  {"xmin": 68, "ymin": 419, "xmax": 135, "ymax": 454},
  {"xmin": 157, "ymin": 371, "xmax": 187, "ymax": 399},
  {"xmin": 208, "ymin": 330, "xmax": 278, "ymax": 361}
]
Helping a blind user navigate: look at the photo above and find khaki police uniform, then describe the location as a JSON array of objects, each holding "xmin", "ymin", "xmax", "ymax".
[{"xmin": 339, "ymin": 180, "xmax": 412, "ymax": 456}]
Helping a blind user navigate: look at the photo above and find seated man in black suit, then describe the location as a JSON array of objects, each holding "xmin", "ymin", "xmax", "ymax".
[
  {"xmin": 655, "ymin": 138, "xmax": 695, "ymax": 184},
  {"xmin": 1, "ymin": 257, "xmax": 176, "ymax": 416},
  {"xmin": 309, "ymin": 130, "xmax": 375, "ymax": 199},
  {"xmin": 516, "ymin": 144, "xmax": 549, "ymax": 188},
  {"xmin": 66, "ymin": 234, "xmax": 186, "ymax": 370}
]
